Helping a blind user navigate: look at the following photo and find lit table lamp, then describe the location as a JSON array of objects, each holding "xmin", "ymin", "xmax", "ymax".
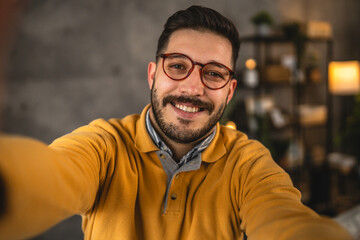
[
  {"xmin": 327, "ymin": 60, "xmax": 360, "ymax": 153},
  {"xmin": 329, "ymin": 61, "xmax": 360, "ymax": 95}
]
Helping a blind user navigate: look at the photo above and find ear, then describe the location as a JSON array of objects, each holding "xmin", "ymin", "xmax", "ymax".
[
  {"xmin": 147, "ymin": 62, "xmax": 157, "ymax": 90},
  {"xmin": 226, "ymin": 79, "xmax": 237, "ymax": 104}
]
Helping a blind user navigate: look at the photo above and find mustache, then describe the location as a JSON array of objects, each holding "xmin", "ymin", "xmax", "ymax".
[{"xmin": 162, "ymin": 95, "xmax": 214, "ymax": 112}]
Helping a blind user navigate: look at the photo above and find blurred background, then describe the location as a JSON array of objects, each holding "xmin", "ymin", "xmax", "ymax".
[{"xmin": 1, "ymin": 0, "xmax": 359, "ymax": 239}]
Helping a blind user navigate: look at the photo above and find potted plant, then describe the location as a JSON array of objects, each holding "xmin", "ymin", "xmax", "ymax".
[{"xmin": 250, "ymin": 10, "xmax": 274, "ymax": 36}]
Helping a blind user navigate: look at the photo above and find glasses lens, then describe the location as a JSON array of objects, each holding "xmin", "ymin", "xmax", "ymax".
[
  {"xmin": 202, "ymin": 63, "xmax": 231, "ymax": 89},
  {"xmin": 163, "ymin": 54, "xmax": 192, "ymax": 80}
]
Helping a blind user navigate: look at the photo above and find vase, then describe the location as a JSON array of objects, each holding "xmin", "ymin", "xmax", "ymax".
[{"xmin": 256, "ymin": 24, "xmax": 271, "ymax": 36}]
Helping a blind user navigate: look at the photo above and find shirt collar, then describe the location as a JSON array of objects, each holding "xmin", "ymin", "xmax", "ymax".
[{"xmin": 145, "ymin": 108, "xmax": 216, "ymax": 166}]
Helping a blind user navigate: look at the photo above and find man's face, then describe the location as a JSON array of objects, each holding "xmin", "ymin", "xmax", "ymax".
[{"xmin": 147, "ymin": 29, "xmax": 237, "ymax": 144}]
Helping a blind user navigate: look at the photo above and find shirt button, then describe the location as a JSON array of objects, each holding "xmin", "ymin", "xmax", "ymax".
[
  {"xmin": 159, "ymin": 153, "xmax": 166, "ymax": 159},
  {"xmin": 171, "ymin": 193, "xmax": 177, "ymax": 200}
]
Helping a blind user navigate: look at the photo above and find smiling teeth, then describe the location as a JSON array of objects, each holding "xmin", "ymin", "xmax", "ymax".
[{"xmin": 175, "ymin": 104, "xmax": 200, "ymax": 113}]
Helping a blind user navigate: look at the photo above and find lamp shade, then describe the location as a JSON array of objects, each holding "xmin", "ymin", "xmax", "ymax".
[{"xmin": 329, "ymin": 61, "xmax": 360, "ymax": 95}]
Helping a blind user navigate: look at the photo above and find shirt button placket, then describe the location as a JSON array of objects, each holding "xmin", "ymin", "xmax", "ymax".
[{"xmin": 166, "ymin": 172, "xmax": 183, "ymax": 213}]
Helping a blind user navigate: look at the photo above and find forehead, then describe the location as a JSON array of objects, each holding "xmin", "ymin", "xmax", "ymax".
[{"xmin": 165, "ymin": 29, "xmax": 233, "ymax": 67}]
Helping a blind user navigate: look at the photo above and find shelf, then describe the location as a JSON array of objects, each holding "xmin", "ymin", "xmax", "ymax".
[{"xmin": 235, "ymin": 34, "xmax": 332, "ymax": 155}]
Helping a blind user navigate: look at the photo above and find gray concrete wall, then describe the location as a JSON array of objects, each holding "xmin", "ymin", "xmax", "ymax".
[{"xmin": 2, "ymin": 0, "xmax": 359, "ymax": 239}]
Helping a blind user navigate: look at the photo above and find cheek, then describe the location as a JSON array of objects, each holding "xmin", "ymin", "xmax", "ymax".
[
  {"xmin": 154, "ymin": 75, "xmax": 179, "ymax": 93},
  {"xmin": 207, "ymin": 90, "xmax": 228, "ymax": 106}
]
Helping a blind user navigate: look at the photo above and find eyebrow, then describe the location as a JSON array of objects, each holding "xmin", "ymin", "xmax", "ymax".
[
  {"xmin": 168, "ymin": 54, "xmax": 188, "ymax": 60},
  {"xmin": 209, "ymin": 62, "xmax": 228, "ymax": 69}
]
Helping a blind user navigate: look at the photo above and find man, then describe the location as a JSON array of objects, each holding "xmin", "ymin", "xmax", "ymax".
[{"xmin": 0, "ymin": 5, "xmax": 352, "ymax": 240}]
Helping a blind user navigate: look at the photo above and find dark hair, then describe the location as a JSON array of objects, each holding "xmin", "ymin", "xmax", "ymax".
[{"xmin": 156, "ymin": 5, "xmax": 241, "ymax": 69}]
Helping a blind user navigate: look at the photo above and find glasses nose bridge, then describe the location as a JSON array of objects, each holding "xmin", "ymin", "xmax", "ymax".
[
  {"xmin": 192, "ymin": 61, "xmax": 205, "ymax": 70},
  {"xmin": 190, "ymin": 61, "xmax": 205, "ymax": 77}
]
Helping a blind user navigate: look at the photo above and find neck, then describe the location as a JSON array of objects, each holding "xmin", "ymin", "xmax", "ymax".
[{"xmin": 149, "ymin": 108, "xmax": 211, "ymax": 162}]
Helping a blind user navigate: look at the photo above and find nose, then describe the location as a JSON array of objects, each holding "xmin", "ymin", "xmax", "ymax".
[{"xmin": 178, "ymin": 65, "xmax": 205, "ymax": 96}]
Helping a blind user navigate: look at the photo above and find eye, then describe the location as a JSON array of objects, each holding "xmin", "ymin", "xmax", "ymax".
[
  {"xmin": 169, "ymin": 63, "xmax": 185, "ymax": 70},
  {"xmin": 204, "ymin": 71, "xmax": 225, "ymax": 80}
]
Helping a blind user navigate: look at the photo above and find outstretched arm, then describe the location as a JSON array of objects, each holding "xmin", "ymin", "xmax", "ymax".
[
  {"xmin": 237, "ymin": 145, "xmax": 352, "ymax": 240},
  {"xmin": 0, "ymin": 119, "xmax": 117, "ymax": 239}
]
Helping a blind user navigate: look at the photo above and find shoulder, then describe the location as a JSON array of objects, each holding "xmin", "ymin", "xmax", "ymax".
[
  {"xmin": 219, "ymin": 125, "xmax": 269, "ymax": 158},
  {"xmin": 72, "ymin": 113, "xmax": 141, "ymax": 138},
  {"xmin": 218, "ymin": 125, "xmax": 281, "ymax": 179},
  {"xmin": 48, "ymin": 113, "xmax": 141, "ymax": 151}
]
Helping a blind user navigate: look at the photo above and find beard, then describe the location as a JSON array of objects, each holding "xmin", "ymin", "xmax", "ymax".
[{"xmin": 150, "ymin": 86, "xmax": 227, "ymax": 144}]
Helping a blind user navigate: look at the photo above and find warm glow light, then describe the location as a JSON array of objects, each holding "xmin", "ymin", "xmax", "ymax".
[
  {"xmin": 329, "ymin": 61, "xmax": 360, "ymax": 95},
  {"xmin": 245, "ymin": 59, "xmax": 257, "ymax": 70},
  {"xmin": 225, "ymin": 121, "xmax": 237, "ymax": 130}
]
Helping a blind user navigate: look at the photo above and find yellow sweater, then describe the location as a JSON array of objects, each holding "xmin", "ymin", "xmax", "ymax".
[{"xmin": 0, "ymin": 105, "xmax": 351, "ymax": 240}]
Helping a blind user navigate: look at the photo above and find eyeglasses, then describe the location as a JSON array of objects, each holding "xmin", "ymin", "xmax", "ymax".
[{"xmin": 157, "ymin": 53, "xmax": 234, "ymax": 90}]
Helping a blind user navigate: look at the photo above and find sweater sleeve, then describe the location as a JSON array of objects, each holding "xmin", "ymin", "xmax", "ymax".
[
  {"xmin": 237, "ymin": 142, "xmax": 352, "ymax": 240},
  {"xmin": 0, "ymin": 119, "xmax": 118, "ymax": 240}
]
